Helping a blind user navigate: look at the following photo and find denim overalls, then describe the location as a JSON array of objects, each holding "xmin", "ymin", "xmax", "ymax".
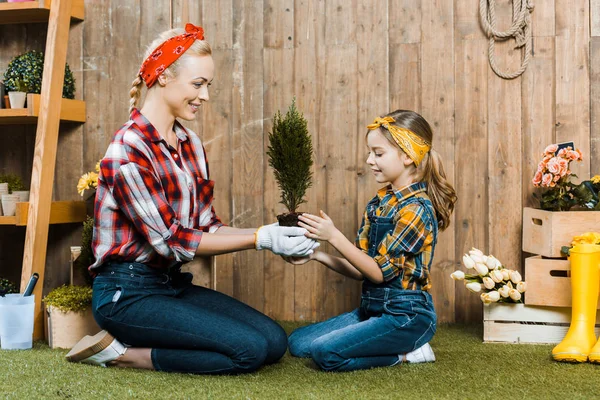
[
  {"xmin": 361, "ymin": 195, "xmax": 438, "ymax": 336},
  {"xmin": 288, "ymin": 196, "xmax": 438, "ymax": 372}
]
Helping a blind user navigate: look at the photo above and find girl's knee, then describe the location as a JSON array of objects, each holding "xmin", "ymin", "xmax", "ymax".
[
  {"xmin": 309, "ymin": 337, "xmax": 346, "ymax": 372},
  {"xmin": 288, "ymin": 328, "xmax": 312, "ymax": 358}
]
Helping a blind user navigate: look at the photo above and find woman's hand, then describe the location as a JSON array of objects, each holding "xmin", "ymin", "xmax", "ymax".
[{"xmin": 298, "ymin": 211, "xmax": 340, "ymax": 242}]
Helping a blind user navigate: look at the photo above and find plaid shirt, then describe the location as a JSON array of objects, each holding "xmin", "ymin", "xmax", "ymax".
[
  {"xmin": 90, "ymin": 109, "xmax": 223, "ymax": 271},
  {"xmin": 356, "ymin": 182, "xmax": 436, "ymax": 290}
]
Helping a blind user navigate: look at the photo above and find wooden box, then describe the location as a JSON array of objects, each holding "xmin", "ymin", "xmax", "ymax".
[
  {"xmin": 45, "ymin": 306, "xmax": 100, "ymax": 349},
  {"xmin": 523, "ymin": 255, "xmax": 600, "ymax": 308},
  {"xmin": 484, "ymin": 303, "xmax": 600, "ymax": 344},
  {"xmin": 522, "ymin": 207, "xmax": 600, "ymax": 258}
]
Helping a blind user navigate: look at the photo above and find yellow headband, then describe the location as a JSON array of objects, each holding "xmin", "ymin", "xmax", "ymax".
[{"xmin": 366, "ymin": 116, "xmax": 431, "ymax": 166}]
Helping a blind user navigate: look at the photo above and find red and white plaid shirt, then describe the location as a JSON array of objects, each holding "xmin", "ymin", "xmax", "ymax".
[{"xmin": 90, "ymin": 109, "xmax": 223, "ymax": 271}]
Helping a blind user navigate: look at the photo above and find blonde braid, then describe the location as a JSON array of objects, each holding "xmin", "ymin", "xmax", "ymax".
[{"xmin": 129, "ymin": 75, "xmax": 143, "ymax": 115}]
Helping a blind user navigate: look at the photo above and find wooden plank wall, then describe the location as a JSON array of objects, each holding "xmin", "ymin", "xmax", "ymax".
[{"xmin": 1, "ymin": 0, "xmax": 598, "ymax": 323}]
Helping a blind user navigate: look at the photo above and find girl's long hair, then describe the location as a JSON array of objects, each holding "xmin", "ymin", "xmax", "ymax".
[{"xmin": 379, "ymin": 110, "xmax": 457, "ymax": 231}]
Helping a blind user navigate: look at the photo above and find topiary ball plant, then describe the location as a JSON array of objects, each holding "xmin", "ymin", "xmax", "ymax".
[
  {"xmin": 0, "ymin": 277, "xmax": 18, "ymax": 297},
  {"xmin": 43, "ymin": 285, "xmax": 93, "ymax": 313},
  {"xmin": 267, "ymin": 98, "xmax": 314, "ymax": 226},
  {"xmin": 3, "ymin": 50, "xmax": 75, "ymax": 99}
]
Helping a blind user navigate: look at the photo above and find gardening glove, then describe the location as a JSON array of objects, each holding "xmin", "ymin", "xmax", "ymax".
[{"xmin": 255, "ymin": 223, "xmax": 319, "ymax": 256}]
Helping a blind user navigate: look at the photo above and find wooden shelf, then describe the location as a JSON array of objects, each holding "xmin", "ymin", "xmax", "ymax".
[
  {"xmin": 0, "ymin": 200, "xmax": 86, "ymax": 226},
  {"xmin": 0, "ymin": 94, "xmax": 85, "ymax": 125},
  {"xmin": 0, "ymin": 0, "xmax": 84, "ymax": 24}
]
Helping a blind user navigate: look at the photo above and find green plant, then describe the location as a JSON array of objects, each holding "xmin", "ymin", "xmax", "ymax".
[
  {"xmin": 73, "ymin": 216, "xmax": 94, "ymax": 285},
  {"xmin": 267, "ymin": 98, "xmax": 314, "ymax": 214},
  {"xmin": 11, "ymin": 77, "xmax": 29, "ymax": 92},
  {"xmin": 3, "ymin": 50, "xmax": 75, "ymax": 99},
  {"xmin": 43, "ymin": 285, "xmax": 93, "ymax": 313},
  {"xmin": 0, "ymin": 277, "xmax": 18, "ymax": 297},
  {"xmin": 0, "ymin": 173, "xmax": 26, "ymax": 193}
]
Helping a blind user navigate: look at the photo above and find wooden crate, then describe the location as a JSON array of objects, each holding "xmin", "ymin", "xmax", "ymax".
[
  {"xmin": 523, "ymin": 255, "xmax": 600, "ymax": 308},
  {"xmin": 522, "ymin": 207, "xmax": 600, "ymax": 258},
  {"xmin": 484, "ymin": 303, "xmax": 600, "ymax": 344}
]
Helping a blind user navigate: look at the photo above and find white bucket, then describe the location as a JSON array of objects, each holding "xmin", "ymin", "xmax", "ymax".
[{"xmin": 0, "ymin": 294, "xmax": 35, "ymax": 350}]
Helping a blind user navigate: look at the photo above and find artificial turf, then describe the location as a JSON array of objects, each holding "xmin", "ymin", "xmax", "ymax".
[{"xmin": 0, "ymin": 322, "xmax": 599, "ymax": 399}]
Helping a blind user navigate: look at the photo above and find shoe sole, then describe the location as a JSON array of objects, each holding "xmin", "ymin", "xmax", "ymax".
[
  {"xmin": 65, "ymin": 330, "xmax": 115, "ymax": 362},
  {"xmin": 552, "ymin": 352, "xmax": 588, "ymax": 363},
  {"xmin": 588, "ymin": 354, "xmax": 600, "ymax": 364}
]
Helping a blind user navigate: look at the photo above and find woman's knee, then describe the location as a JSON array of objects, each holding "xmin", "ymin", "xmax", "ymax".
[
  {"xmin": 230, "ymin": 334, "xmax": 269, "ymax": 373},
  {"xmin": 263, "ymin": 323, "xmax": 288, "ymax": 364}
]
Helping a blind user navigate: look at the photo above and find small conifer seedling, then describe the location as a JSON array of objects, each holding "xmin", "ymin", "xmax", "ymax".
[{"xmin": 267, "ymin": 99, "xmax": 314, "ymax": 226}]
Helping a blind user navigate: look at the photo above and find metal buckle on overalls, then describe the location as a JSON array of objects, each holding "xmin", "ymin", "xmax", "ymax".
[{"xmin": 160, "ymin": 273, "xmax": 170, "ymax": 284}]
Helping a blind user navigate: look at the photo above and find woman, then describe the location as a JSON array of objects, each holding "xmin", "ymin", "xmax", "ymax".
[{"xmin": 65, "ymin": 24, "xmax": 318, "ymax": 374}]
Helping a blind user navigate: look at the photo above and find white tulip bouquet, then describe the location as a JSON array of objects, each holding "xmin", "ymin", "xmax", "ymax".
[{"xmin": 451, "ymin": 248, "xmax": 527, "ymax": 305}]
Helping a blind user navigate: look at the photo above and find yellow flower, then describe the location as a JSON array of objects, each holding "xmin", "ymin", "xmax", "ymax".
[
  {"xmin": 77, "ymin": 172, "xmax": 99, "ymax": 196},
  {"xmin": 571, "ymin": 232, "xmax": 600, "ymax": 246},
  {"xmin": 77, "ymin": 161, "xmax": 101, "ymax": 196},
  {"xmin": 592, "ymin": 175, "xmax": 600, "ymax": 184}
]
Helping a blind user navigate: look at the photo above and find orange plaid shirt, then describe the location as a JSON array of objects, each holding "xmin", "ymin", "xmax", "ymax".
[{"xmin": 356, "ymin": 182, "xmax": 437, "ymax": 290}]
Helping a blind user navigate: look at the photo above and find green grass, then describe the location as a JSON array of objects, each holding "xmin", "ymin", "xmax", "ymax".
[{"xmin": 1, "ymin": 323, "xmax": 600, "ymax": 399}]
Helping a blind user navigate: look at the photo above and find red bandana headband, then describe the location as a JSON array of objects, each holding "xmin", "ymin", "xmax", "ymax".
[{"xmin": 139, "ymin": 23, "xmax": 205, "ymax": 88}]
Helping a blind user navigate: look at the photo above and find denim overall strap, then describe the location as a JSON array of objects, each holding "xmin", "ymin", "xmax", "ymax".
[{"xmin": 364, "ymin": 195, "xmax": 438, "ymax": 291}]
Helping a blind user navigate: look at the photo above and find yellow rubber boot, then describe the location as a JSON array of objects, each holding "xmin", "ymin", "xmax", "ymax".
[{"xmin": 552, "ymin": 244, "xmax": 600, "ymax": 362}]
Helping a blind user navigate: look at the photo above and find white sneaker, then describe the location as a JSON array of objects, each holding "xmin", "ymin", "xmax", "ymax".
[
  {"xmin": 65, "ymin": 330, "xmax": 127, "ymax": 367},
  {"xmin": 405, "ymin": 343, "xmax": 435, "ymax": 363}
]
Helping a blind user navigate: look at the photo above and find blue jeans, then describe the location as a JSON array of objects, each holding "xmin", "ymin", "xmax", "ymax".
[
  {"xmin": 288, "ymin": 286, "xmax": 436, "ymax": 372},
  {"xmin": 92, "ymin": 262, "xmax": 287, "ymax": 374}
]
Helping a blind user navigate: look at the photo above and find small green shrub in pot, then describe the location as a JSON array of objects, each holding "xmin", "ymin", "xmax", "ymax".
[
  {"xmin": 0, "ymin": 174, "xmax": 25, "ymax": 193},
  {"xmin": 0, "ymin": 277, "xmax": 18, "ymax": 297},
  {"xmin": 3, "ymin": 50, "xmax": 76, "ymax": 99},
  {"xmin": 43, "ymin": 285, "xmax": 93, "ymax": 313}
]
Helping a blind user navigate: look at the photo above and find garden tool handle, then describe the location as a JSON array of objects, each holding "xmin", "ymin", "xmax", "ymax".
[{"xmin": 23, "ymin": 273, "xmax": 39, "ymax": 297}]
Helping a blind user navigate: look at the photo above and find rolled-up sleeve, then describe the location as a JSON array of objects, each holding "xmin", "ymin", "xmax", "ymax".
[{"xmin": 373, "ymin": 204, "xmax": 431, "ymax": 282}]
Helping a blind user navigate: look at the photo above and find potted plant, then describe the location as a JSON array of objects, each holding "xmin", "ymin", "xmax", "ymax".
[
  {"xmin": 0, "ymin": 174, "xmax": 26, "ymax": 217},
  {"xmin": 266, "ymin": 98, "xmax": 314, "ymax": 226},
  {"xmin": 523, "ymin": 143, "xmax": 600, "ymax": 257},
  {"xmin": 71, "ymin": 216, "xmax": 94, "ymax": 286},
  {"xmin": 43, "ymin": 285, "xmax": 99, "ymax": 349},
  {"xmin": 3, "ymin": 50, "xmax": 76, "ymax": 108},
  {"xmin": 0, "ymin": 277, "xmax": 18, "ymax": 297},
  {"xmin": 77, "ymin": 161, "xmax": 100, "ymax": 215},
  {"xmin": 6, "ymin": 77, "xmax": 28, "ymax": 108}
]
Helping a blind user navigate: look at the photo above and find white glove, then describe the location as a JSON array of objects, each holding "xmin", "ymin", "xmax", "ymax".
[{"xmin": 255, "ymin": 224, "xmax": 320, "ymax": 256}]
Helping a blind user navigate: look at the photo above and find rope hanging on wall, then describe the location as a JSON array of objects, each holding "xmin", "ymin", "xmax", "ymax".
[{"xmin": 479, "ymin": 0, "xmax": 534, "ymax": 79}]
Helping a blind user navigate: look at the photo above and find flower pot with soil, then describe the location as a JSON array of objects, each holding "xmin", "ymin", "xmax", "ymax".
[{"xmin": 267, "ymin": 99, "xmax": 314, "ymax": 227}]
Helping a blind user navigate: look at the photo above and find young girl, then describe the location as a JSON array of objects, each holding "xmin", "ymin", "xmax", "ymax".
[{"xmin": 287, "ymin": 110, "xmax": 457, "ymax": 372}]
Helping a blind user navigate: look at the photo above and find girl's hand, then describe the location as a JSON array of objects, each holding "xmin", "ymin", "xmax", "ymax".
[
  {"xmin": 282, "ymin": 253, "xmax": 314, "ymax": 265},
  {"xmin": 298, "ymin": 211, "xmax": 339, "ymax": 242}
]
